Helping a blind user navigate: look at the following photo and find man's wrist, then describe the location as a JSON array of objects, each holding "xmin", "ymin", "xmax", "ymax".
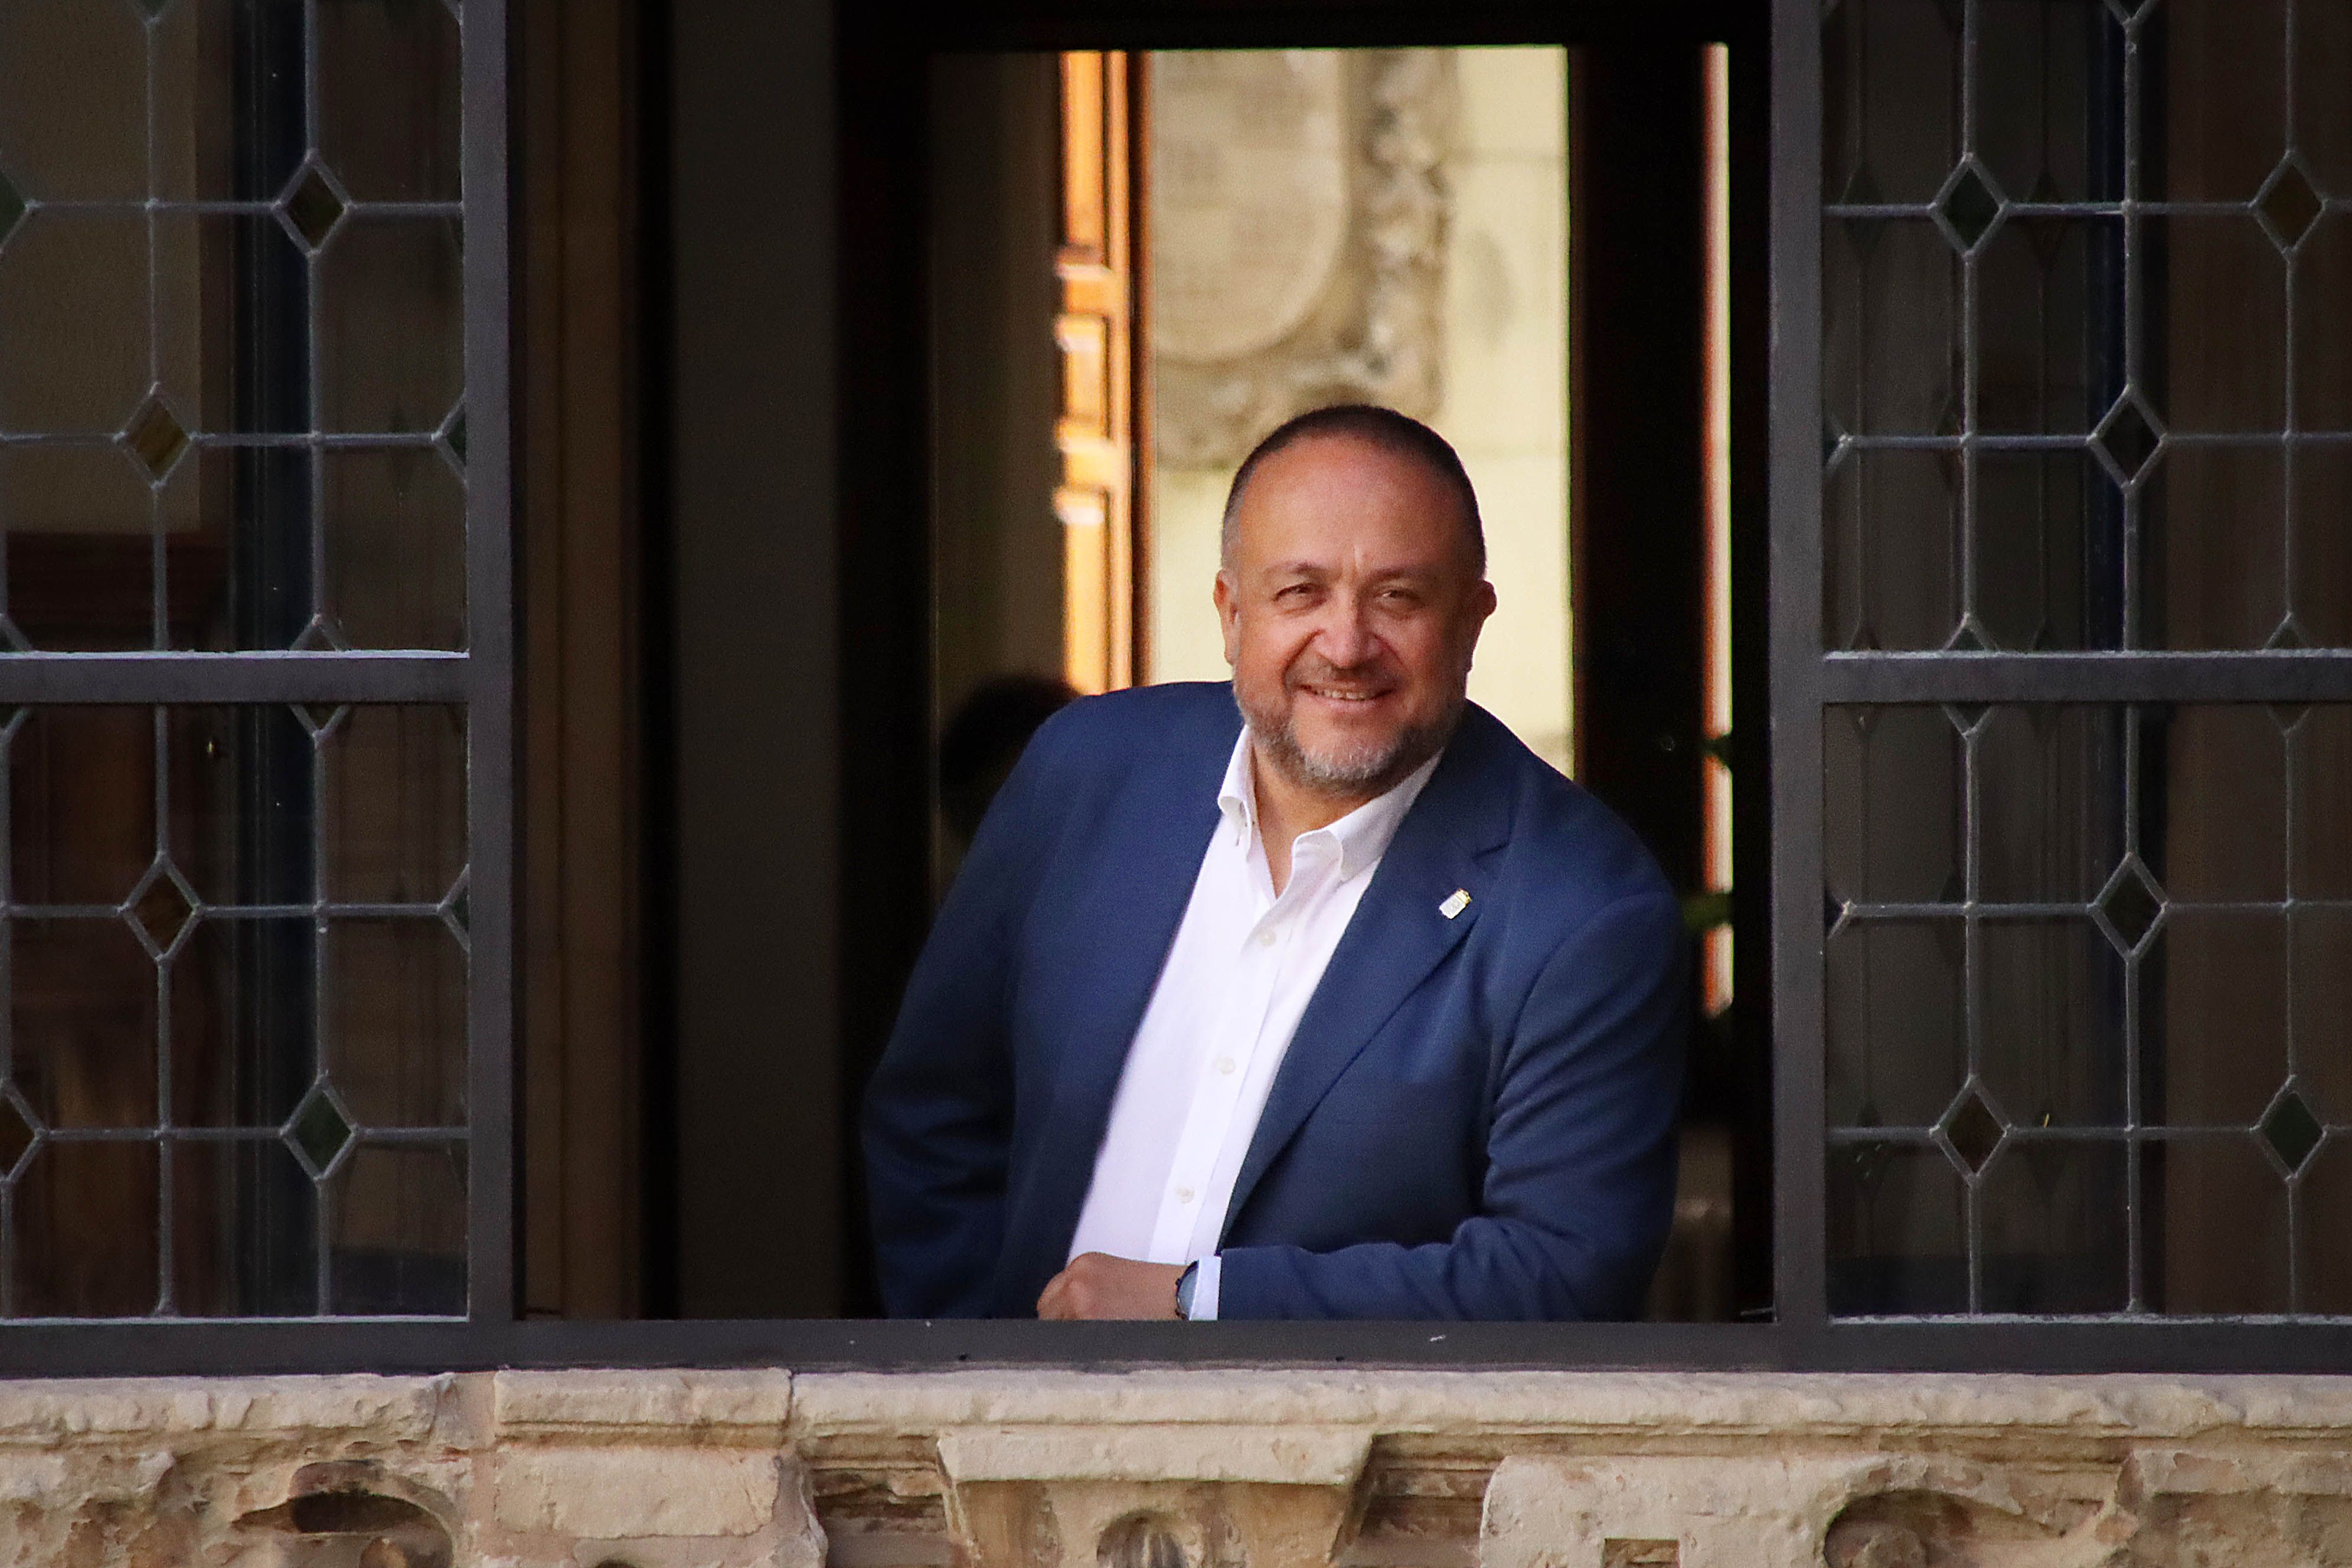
[{"xmin": 1174, "ymin": 1260, "xmax": 1200, "ymax": 1319}]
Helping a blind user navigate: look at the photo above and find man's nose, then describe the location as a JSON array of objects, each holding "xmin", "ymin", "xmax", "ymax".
[{"xmin": 1312, "ymin": 594, "xmax": 1377, "ymax": 667}]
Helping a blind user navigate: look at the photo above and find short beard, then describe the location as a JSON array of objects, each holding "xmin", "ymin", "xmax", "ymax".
[{"xmin": 1234, "ymin": 681, "xmax": 1464, "ymax": 800}]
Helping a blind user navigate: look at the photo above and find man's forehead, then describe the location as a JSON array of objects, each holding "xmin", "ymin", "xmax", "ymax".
[
  {"xmin": 1255, "ymin": 553, "xmax": 1447, "ymax": 579},
  {"xmin": 1246, "ymin": 430, "xmax": 1433, "ymax": 496},
  {"xmin": 1230, "ymin": 435, "xmax": 1470, "ymax": 556}
]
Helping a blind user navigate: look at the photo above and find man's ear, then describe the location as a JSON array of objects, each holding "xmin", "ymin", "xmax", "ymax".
[
  {"xmin": 1214, "ymin": 569, "xmax": 1241, "ymax": 668},
  {"xmin": 1458, "ymin": 578, "xmax": 1498, "ymax": 670}
]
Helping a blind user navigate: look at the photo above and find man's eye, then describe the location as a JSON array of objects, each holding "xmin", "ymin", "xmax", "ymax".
[{"xmin": 1275, "ymin": 583, "xmax": 1315, "ymax": 603}]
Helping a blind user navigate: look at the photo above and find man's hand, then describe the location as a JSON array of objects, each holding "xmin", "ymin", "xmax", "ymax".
[{"xmin": 1035, "ymin": 1253, "xmax": 1187, "ymax": 1319}]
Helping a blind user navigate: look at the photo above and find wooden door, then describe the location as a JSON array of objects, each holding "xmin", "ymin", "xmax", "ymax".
[{"xmin": 1056, "ymin": 52, "xmax": 1146, "ymax": 693}]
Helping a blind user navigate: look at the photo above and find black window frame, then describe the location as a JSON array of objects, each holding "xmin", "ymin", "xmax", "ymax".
[
  {"xmin": 0, "ymin": 0, "xmax": 513, "ymax": 1354},
  {"xmin": 7, "ymin": 0, "xmax": 2352, "ymax": 1376}
]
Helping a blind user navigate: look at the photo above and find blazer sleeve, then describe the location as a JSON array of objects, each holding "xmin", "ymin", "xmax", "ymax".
[
  {"xmin": 1212, "ymin": 887, "xmax": 1687, "ymax": 1320},
  {"xmin": 860, "ymin": 717, "xmax": 1066, "ymax": 1318}
]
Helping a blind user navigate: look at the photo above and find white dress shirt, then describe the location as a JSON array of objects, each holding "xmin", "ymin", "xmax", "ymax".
[{"xmin": 1065, "ymin": 727, "xmax": 1441, "ymax": 1318}]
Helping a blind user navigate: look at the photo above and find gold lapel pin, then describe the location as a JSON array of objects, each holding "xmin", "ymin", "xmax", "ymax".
[{"xmin": 1439, "ymin": 888, "xmax": 1471, "ymax": 920}]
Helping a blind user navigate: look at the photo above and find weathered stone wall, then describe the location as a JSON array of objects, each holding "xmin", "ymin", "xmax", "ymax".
[{"xmin": 5, "ymin": 1370, "xmax": 2351, "ymax": 1567}]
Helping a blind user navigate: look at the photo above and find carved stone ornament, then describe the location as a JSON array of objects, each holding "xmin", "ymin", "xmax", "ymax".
[
  {"xmin": 1148, "ymin": 48, "xmax": 1456, "ymax": 469},
  {"xmin": 10, "ymin": 1371, "xmax": 2352, "ymax": 1567}
]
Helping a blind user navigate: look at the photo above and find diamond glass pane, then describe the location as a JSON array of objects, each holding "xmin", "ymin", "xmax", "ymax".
[
  {"xmin": 280, "ymin": 165, "xmax": 349, "ymax": 254},
  {"xmin": 286, "ymin": 1083, "xmax": 356, "ymax": 1178},
  {"xmin": 2260, "ymin": 1089, "xmax": 2323, "ymax": 1175},
  {"xmin": 1826, "ymin": 705, "xmax": 2352, "ymax": 1316},
  {"xmin": 2258, "ymin": 161, "xmax": 2322, "ymax": 250},
  {"xmin": 1940, "ymin": 1089, "xmax": 2004, "ymax": 1175},
  {"xmin": 0, "ymin": 706, "xmax": 468, "ymax": 1318},
  {"xmin": 1933, "ymin": 164, "xmax": 2002, "ymax": 254}
]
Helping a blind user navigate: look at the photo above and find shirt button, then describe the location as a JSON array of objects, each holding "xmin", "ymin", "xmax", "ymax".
[
  {"xmin": 1176, "ymin": 1187, "xmax": 1196, "ymax": 1204},
  {"xmin": 1256, "ymin": 928, "xmax": 1277, "ymax": 947},
  {"xmin": 1216, "ymin": 1056, "xmax": 1237, "ymax": 1076}
]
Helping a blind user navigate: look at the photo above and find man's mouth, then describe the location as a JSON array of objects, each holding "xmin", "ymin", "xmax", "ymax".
[{"xmin": 1297, "ymin": 683, "xmax": 1391, "ymax": 704}]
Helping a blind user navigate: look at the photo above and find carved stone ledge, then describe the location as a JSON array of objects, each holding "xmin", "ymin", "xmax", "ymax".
[
  {"xmin": 0, "ymin": 1372, "xmax": 2350, "ymax": 1566},
  {"xmin": 789, "ymin": 1373, "xmax": 2352, "ymax": 1568},
  {"xmin": 942, "ymin": 1423, "xmax": 1371, "ymax": 1568},
  {"xmin": 492, "ymin": 1368, "xmax": 796, "ymax": 1445}
]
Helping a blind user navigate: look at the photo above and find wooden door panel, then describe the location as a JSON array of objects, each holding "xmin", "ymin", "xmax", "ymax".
[{"xmin": 1056, "ymin": 51, "xmax": 1140, "ymax": 694}]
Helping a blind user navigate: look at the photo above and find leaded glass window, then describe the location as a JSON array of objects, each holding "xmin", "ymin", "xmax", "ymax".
[
  {"xmin": 1818, "ymin": 0, "xmax": 2352, "ymax": 1317},
  {"xmin": 0, "ymin": 0, "xmax": 495, "ymax": 1321}
]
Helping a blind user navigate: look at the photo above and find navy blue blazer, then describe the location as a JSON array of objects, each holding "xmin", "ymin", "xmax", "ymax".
[{"xmin": 862, "ymin": 681, "xmax": 1686, "ymax": 1320}]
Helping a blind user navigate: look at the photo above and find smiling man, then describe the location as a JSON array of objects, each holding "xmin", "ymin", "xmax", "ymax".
[{"xmin": 863, "ymin": 405, "xmax": 1686, "ymax": 1321}]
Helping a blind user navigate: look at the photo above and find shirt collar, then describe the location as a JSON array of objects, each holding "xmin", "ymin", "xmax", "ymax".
[{"xmin": 1216, "ymin": 726, "xmax": 1445, "ymax": 881}]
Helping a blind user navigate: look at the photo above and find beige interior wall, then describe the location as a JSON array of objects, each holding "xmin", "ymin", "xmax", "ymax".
[{"xmin": 1145, "ymin": 47, "xmax": 1572, "ymax": 776}]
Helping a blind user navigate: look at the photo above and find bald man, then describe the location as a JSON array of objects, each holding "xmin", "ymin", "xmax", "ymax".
[{"xmin": 864, "ymin": 405, "xmax": 1685, "ymax": 1321}]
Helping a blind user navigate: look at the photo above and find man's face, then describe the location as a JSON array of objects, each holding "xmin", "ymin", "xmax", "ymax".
[{"xmin": 1214, "ymin": 433, "xmax": 1496, "ymax": 799}]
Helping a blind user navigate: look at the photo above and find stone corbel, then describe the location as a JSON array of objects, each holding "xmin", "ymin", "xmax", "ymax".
[
  {"xmin": 483, "ymin": 1370, "xmax": 817, "ymax": 1568},
  {"xmin": 936, "ymin": 1422, "xmax": 1376, "ymax": 1568}
]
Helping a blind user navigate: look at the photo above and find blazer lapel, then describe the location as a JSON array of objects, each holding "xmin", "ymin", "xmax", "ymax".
[{"xmin": 1219, "ymin": 713, "xmax": 1515, "ymax": 1236}]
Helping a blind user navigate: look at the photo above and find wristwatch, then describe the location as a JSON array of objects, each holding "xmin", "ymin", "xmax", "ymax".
[{"xmin": 1174, "ymin": 1261, "xmax": 1200, "ymax": 1320}]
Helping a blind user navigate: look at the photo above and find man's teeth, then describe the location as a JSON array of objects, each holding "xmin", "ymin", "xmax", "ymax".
[{"xmin": 1308, "ymin": 688, "xmax": 1380, "ymax": 701}]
